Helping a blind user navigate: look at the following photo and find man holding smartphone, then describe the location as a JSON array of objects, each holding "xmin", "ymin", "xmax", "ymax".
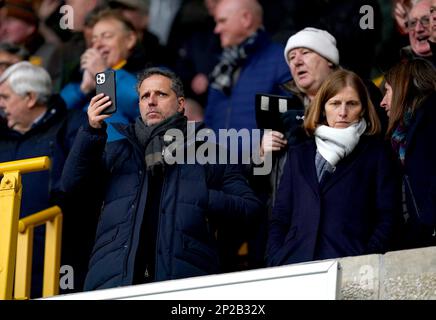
[{"xmin": 61, "ymin": 67, "xmax": 263, "ymax": 291}]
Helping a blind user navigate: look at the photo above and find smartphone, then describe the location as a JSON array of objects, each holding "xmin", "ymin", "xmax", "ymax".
[{"xmin": 95, "ymin": 70, "xmax": 117, "ymax": 115}]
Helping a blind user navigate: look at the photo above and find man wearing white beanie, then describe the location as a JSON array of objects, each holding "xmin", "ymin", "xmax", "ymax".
[
  {"xmin": 283, "ymin": 27, "xmax": 339, "ymax": 103},
  {"xmin": 261, "ymin": 27, "xmax": 340, "ymax": 161}
]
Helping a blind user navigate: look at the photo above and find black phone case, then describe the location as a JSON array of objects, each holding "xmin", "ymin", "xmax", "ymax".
[{"xmin": 95, "ymin": 70, "xmax": 117, "ymax": 114}]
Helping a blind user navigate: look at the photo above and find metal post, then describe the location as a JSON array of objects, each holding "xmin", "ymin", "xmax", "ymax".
[
  {"xmin": 14, "ymin": 226, "xmax": 34, "ymax": 300},
  {"xmin": 0, "ymin": 171, "xmax": 22, "ymax": 300},
  {"xmin": 43, "ymin": 212, "xmax": 62, "ymax": 297}
]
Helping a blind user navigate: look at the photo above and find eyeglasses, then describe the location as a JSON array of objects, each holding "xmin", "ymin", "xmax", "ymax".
[{"xmin": 405, "ymin": 15, "xmax": 430, "ymax": 30}]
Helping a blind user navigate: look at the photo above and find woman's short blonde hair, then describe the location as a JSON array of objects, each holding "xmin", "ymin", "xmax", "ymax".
[{"xmin": 304, "ymin": 69, "xmax": 381, "ymax": 136}]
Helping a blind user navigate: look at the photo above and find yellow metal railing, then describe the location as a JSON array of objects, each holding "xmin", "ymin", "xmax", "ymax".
[
  {"xmin": 0, "ymin": 156, "xmax": 62, "ymax": 300},
  {"xmin": 15, "ymin": 206, "xmax": 62, "ymax": 300}
]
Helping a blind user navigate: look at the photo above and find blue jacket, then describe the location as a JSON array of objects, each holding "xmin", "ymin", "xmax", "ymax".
[
  {"xmin": 61, "ymin": 121, "xmax": 263, "ymax": 291},
  {"xmin": 205, "ymin": 32, "xmax": 291, "ymax": 133},
  {"xmin": 267, "ymin": 136, "xmax": 401, "ymax": 266},
  {"xmin": 0, "ymin": 95, "xmax": 92, "ymax": 295},
  {"xmin": 60, "ymin": 68, "xmax": 139, "ymax": 142},
  {"xmin": 398, "ymin": 92, "xmax": 436, "ymax": 248}
]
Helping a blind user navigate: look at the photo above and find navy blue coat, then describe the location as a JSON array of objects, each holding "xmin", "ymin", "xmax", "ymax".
[
  {"xmin": 398, "ymin": 92, "xmax": 436, "ymax": 248},
  {"xmin": 205, "ymin": 31, "xmax": 291, "ymax": 133},
  {"xmin": 61, "ymin": 122, "xmax": 263, "ymax": 291},
  {"xmin": 267, "ymin": 136, "xmax": 400, "ymax": 266},
  {"xmin": 0, "ymin": 95, "xmax": 91, "ymax": 295}
]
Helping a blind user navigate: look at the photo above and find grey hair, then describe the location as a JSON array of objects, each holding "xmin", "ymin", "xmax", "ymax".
[
  {"xmin": 136, "ymin": 67, "xmax": 184, "ymax": 98},
  {"xmin": 0, "ymin": 62, "xmax": 52, "ymax": 105}
]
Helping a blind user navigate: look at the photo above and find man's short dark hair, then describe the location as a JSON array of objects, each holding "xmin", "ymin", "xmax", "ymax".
[{"xmin": 136, "ymin": 67, "xmax": 185, "ymax": 98}]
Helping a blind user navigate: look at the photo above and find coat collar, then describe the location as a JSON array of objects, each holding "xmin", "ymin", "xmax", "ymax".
[{"xmin": 296, "ymin": 136, "xmax": 371, "ymax": 194}]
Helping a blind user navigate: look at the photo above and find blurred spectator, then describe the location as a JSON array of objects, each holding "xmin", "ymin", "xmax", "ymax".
[
  {"xmin": 60, "ymin": 9, "xmax": 140, "ymax": 142},
  {"xmin": 267, "ymin": 69, "xmax": 400, "ymax": 267},
  {"xmin": 58, "ymin": 0, "xmax": 106, "ymax": 89},
  {"xmin": 0, "ymin": 62, "xmax": 94, "ymax": 297},
  {"xmin": 152, "ymin": 0, "xmax": 218, "ymax": 68},
  {"xmin": 393, "ymin": 0, "xmax": 412, "ymax": 35},
  {"xmin": 0, "ymin": 42, "xmax": 29, "ymax": 76},
  {"xmin": 148, "ymin": 0, "xmax": 183, "ymax": 46},
  {"xmin": 36, "ymin": 0, "xmax": 68, "ymax": 45},
  {"xmin": 205, "ymin": 0, "xmax": 291, "ymax": 135},
  {"xmin": 108, "ymin": 0, "xmax": 149, "ymax": 36},
  {"xmin": 173, "ymin": 0, "xmax": 221, "ymax": 105},
  {"xmin": 108, "ymin": 0, "xmax": 165, "ymax": 66},
  {"xmin": 371, "ymin": 0, "xmax": 411, "ymax": 80},
  {"xmin": 380, "ymin": 59, "xmax": 436, "ymax": 249},
  {"xmin": 400, "ymin": 0, "xmax": 433, "ymax": 60},
  {"xmin": 0, "ymin": 0, "xmax": 62, "ymax": 89},
  {"xmin": 184, "ymin": 98, "xmax": 204, "ymax": 122}
]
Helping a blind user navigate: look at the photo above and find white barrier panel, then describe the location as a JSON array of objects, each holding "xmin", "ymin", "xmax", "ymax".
[{"xmin": 46, "ymin": 260, "xmax": 340, "ymax": 300}]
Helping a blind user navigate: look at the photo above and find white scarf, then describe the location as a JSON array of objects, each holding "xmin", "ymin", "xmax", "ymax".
[{"xmin": 314, "ymin": 120, "xmax": 367, "ymax": 167}]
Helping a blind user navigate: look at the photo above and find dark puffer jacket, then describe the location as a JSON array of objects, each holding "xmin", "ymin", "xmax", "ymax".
[
  {"xmin": 61, "ymin": 121, "xmax": 263, "ymax": 291},
  {"xmin": 396, "ymin": 93, "xmax": 436, "ymax": 249}
]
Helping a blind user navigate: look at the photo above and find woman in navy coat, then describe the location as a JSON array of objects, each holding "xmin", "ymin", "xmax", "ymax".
[
  {"xmin": 267, "ymin": 69, "xmax": 400, "ymax": 267},
  {"xmin": 380, "ymin": 59, "xmax": 436, "ymax": 249}
]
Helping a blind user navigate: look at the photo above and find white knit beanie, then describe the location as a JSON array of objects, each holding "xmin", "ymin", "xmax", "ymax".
[{"xmin": 284, "ymin": 27, "xmax": 339, "ymax": 66}]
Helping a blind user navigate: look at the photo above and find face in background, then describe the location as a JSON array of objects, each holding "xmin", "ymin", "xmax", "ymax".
[
  {"xmin": 214, "ymin": 0, "xmax": 250, "ymax": 48},
  {"xmin": 0, "ymin": 81, "xmax": 32, "ymax": 132},
  {"xmin": 407, "ymin": 0, "xmax": 432, "ymax": 56},
  {"xmin": 0, "ymin": 16, "xmax": 35, "ymax": 44},
  {"xmin": 288, "ymin": 48, "xmax": 334, "ymax": 99},
  {"xmin": 91, "ymin": 18, "xmax": 136, "ymax": 68},
  {"xmin": 324, "ymin": 86, "xmax": 363, "ymax": 128},
  {"xmin": 430, "ymin": 0, "xmax": 436, "ymax": 41},
  {"xmin": 380, "ymin": 82, "xmax": 393, "ymax": 117},
  {"xmin": 205, "ymin": 0, "xmax": 219, "ymax": 16},
  {"xmin": 138, "ymin": 75, "xmax": 185, "ymax": 126}
]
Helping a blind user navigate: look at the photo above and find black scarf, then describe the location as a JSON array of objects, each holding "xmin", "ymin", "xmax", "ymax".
[
  {"xmin": 134, "ymin": 112, "xmax": 187, "ymax": 175},
  {"xmin": 210, "ymin": 28, "xmax": 265, "ymax": 95}
]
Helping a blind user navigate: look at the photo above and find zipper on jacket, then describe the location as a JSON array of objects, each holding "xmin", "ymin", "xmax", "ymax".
[
  {"xmin": 404, "ymin": 175, "xmax": 421, "ymax": 219},
  {"xmin": 153, "ymin": 172, "xmax": 169, "ymax": 279},
  {"xmin": 123, "ymin": 169, "xmax": 147, "ymax": 278}
]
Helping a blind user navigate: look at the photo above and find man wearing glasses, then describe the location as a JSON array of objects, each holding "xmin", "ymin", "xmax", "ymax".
[
  {"xmin": 429, "ymin": 0, "xmax": 436, "ymax": 64},
  {"xmin": 401, "ymin": 0, "xmax": 432, "ymax": 60}
]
